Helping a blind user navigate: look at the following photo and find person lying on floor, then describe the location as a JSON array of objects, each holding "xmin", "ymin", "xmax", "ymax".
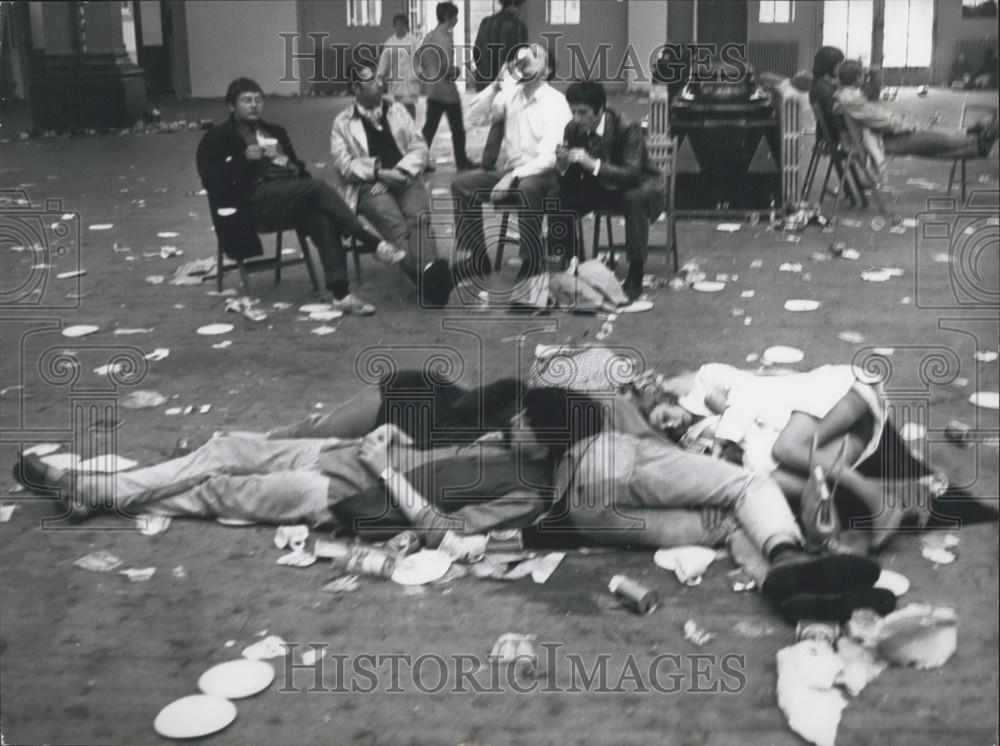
[{"xmin": 632, "ymin": 363, "xmax": 998, "ymax": 550}]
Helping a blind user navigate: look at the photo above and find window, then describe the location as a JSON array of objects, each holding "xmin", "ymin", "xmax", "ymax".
[
  {"xmin": 823, "ymin": 0, "xmax": 873, "ymax": 65},
  {"xmin": 347, "ymin": 0, "xmax": 382, "ymax": 27},
  {"xmin": 962, "ymin": 0, "xmax": 997, "ymax": 18},
  {"xmin": 759, "ymin": 1, "xmax": 794, "ymax": 23},
  {"xmin": 883, "ymin": 0, "xmax": 933, "ymax": 67},
  {"xmin": 547, "ymin": 0, "xmax": 580, "ymax": 25}
]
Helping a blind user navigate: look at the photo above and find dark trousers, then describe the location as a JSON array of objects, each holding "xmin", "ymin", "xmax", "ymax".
[
  {"xmin": 451, "ymin": 169, "xmax": 558, "ymax": 275},
  {"xmin": 250, "ymin": 178, "xmax": 381, "ymax": 289},
  {"xmin": 548, "ymin": 177, "xmax": 661, "ymax": 264},
  {"xmin": 423, "ymin": 98, "xmax": 469, "ymax": 167}
]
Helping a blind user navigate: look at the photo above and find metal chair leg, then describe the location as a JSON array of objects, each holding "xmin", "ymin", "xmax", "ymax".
[
  {"xmin": 947, "ymin": 159, "xmax": 958, "ymax": 195},
  {"xmin": 960, "ymin": 159, "xmax": 967, "ymax": 203},
  {"xmin": 216, "ymin": 245, "xmax": 224, "ymax": 293},
  {"xmin": 801, "ymin": 144, "xmax": 820, "ymax": 202},
  {"xmin": 296, "ymin": 229, "xmax": 321, "ymax": 292},
  {"xmin": 237, "ymin": 261, "xmax": 252, "ymax": 293},
  {"xmin": 350, "ymin": 236, "xmax": 363, "ymax": 285},
  {"xmin": 274, "ymin": 231, "xmax": 283, "ymax": 284},
  {"xmin": 495, "ymin": 211, "xmax": 510, "ymax": 272},
  {"xmin": 604, "ymin": 214, "xmax": 616, "ymax": 265}
]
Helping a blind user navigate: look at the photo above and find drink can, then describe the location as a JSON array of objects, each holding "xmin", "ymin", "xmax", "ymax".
[
  {"xmin": 945, "ymin": 420, "xmax": 973, "ymax": 448},
  {"xmin": 385, "ymin": 530, "xmax": 421, "ymax": 557},
  {"xmin": 796, "ymin": 620, "xmax": 840, "ymax": 645},
  {"xmin": 346, "ymin": 548, "xmax": 396, "ymax": 578},
  {"xmin": 608, "ymin": 574, "xmax": 659, "ymax": 615},
  {"xmin": 487, "ymin": 528, "xmax": 524, "ymax": 553},
  {"xmin": 314, "ymin": 538, "xmax": 355, "ymax": 561}
]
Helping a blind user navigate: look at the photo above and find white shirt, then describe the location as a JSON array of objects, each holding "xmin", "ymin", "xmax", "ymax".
[{"xmin": 498, "ymin": 82, "xmax": 571, "ymax": 179}]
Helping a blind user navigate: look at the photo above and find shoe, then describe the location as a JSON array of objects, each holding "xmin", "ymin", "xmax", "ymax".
[
  {"xmin": 623, "ymin": 277, "xmax": 643, "ymax": 303},
  {"xmin": 12, "ymin": 453, "xmax": 61, "ymax": 492},
  {"xmin": 331, "ymin": 294, "xmax": 376, "ymax": 316},
  {"xmin": 420, "ymin": 259, "xmax": 453, "ymax": 308},
  {"xmin": 760, "ymin": 552, "xmax": 881, "ymax": 604},
  {"xmin": 374, "ymin": 241, "xmax": 406, "ymax": 266},
  {"xmin": 780, "ymin": 587, "xmax": 897, "ymax": 624},
  {"xmin": 170, "ymin": 437, "xmax": 193, "ymax": 459},
  {"xmin": 457, "ymin": 160, "xmax": 480, "ymax": 172}
]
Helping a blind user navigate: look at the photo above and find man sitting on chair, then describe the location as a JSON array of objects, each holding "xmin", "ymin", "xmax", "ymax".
[
  {"xmin": 197, "ymin": 77, "xmax": 399, "ymax": 315},
  {"xmin": 833, "ymin": 60, "xmax": 998, "ymax": 174},
  {"xmin": 331, "ymin": 64, "xmax": 453, "ymax": 307},
  {"xmin": 547, "ymin": 81, "xmax": 662, "ymax": 301}
]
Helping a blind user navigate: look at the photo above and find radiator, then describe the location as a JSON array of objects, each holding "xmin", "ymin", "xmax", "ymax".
[
  {"xmin": 748, "ymin": 41, "xmax": 799, "ymax": 78},
  {"xmin": 956, "ymin": 38, "xmax": 995, "ymax": 71}
]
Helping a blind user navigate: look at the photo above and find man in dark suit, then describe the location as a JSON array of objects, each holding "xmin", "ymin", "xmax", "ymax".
[
  {"xmin": 472, "ymin": 0, "xmax": 528, "ymax": 92},
  {"xmin": 548, "ymin": 81, "xmax": 662, "ymax": 301},
  {"xmin": 196, "ymin": 77, "xmax": 401, "ymax": 315}
]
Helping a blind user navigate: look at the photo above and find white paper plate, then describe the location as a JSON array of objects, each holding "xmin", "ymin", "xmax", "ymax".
[
  {"xmin": 969, "ymin": 391, "xmax": 999, "ymax": 410},
  {"xmin": 874, "ymin": 569, "xmax": 910, "ymax": 597},
  {"xmin": 197, "ymin": 323, "xmax": 234, "ymax": 336},
  {"xmin": 692, "ymin": 281, "xmax": 725, "ymax": 293},
  {"xmin": 716, "ymin": 223, "xmax": 742, "ymax": 233},
  {"xmin": 153, "ymin": 694, "xmax": 237, "ymax": 739},
  {"xmin": 77, "ymin": 454, "xmax": 138, "ymax": 473},
  {"xmin": 62, "ymin": 325, "xmax": 99, "ymax": 338},
  {"xmin": 216, "ymin": 516, "xmax": 258, "ymax": 527},
  {"xmin": 783, "ymin": 299, "xmax": 820, "ymax": 312},
  {"xmin": 57, "ymin": 270, "xmax": 86, "ymax": 280},
  {"xmin": 198, "ymin": 659, "xmax": 275, "ymax": 699},
  {"xmin": 299, "ymin": 304, "xmax": 333, "ymax": 314},
  {"xmin": 762, "ymin": 345, "xmax": 804, "ymax": 365},
  {"xmin": 391, "ymin": 549, "xmax": 452, "ymax": 586},
  {"xmin": 308, "ymin": 310, "xmax": 344, "ymax": 321},
  {"xmin": 88, "ymin": 223, "xmax": 114, "ymax": 231},
  {"xmin": 24, "ymin": 443, "xmax": 63, "ymax": 457},
  {"xmin": 620, "ymin": 299, "xmax": 653, "ymax": 314},
  {"xmin": 40, "ymin": 453, "xmax": 81, "ymax": 470},
  {"xmin": 899, "ymin": 423, "xmax": 926, "ymax": 442}
]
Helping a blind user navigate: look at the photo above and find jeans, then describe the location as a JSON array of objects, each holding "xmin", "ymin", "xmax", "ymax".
[
  {"xmin": 357, "ymin": 180, "xmax": 439, "ymax": 271},
  {"xmin": 73, "ymin": 432, "xmax": 375, "ymax": 526},
  {"xmin": 250, "ymin": 178, "xmax": 382, "ymax": 288},
  {"xmin": 422, "ymin": 99, "xmax": 469, "ymax": 166},
  {"xmin": 556, "ymin": 432, "xmax": 803, "ymax": 557},
  {"xmin": 884, "ymin": 129, "xmax": 978, "ymax": 159}
]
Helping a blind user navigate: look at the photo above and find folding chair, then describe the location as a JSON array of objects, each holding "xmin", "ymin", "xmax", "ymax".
[
  {"xmin": 948, "ymin": 100, "xmax": 998, "ymax": 202},
  {"xmin": 802, "ymin": 103, "xmax": 866, "ymax": 208},
  {"xmin": 832, "ymin": 113, "xmax": 887, "ymax": 218}
]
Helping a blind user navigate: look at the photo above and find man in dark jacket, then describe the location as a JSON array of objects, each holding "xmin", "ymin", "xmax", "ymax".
[
  {"xmin": 472, "ymin": 0, "xmax": 528, "ymax": 91},
  {"xmin": 196, "ymin": 77, "xmax": 403, "ymax": 315},
  {"xmin": 548, "ymin": 81, "xmax": 662, "ymax": 301}
]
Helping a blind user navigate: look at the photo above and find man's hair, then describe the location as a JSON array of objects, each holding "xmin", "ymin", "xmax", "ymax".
[
  {"xmin": 500, "ymin": 0, "xmax": 525, "ymax": 8},
  {"xmin": 225, "ymin": 77, "xmax": 263, "ymax": 106},
  {"xmin": 523, "ymin": 387, "xmax": 605, "ymax": 459},
  {"xmin": 436, "ymin": 2, "xmax": 459, "ymax": 22},
  {"xmin": 812, "ymin": 46, "xmax": 845, "ymax": 79},
  {"xmin": 838, "ymin": 59, "xmax": 865, "ymax": 87},
  {"xmin": 565, "ymin": 80, "xmax": 607, "ymax": 114},
  {"xmin": 392, "ymin": 12, "xmax": 409, "ymax": 28}
]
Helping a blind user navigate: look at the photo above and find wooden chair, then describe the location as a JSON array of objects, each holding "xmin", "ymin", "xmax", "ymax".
[{"xmin": 948, "ymin": 100, "xmax": 997, "ymax": 202}]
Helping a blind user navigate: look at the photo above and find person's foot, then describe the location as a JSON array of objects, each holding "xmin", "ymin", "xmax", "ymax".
[
  {"xmin": 760, "ymin": 551, "xmax": 881, "ymax": 604},
  {"xmin": 170, "ymin": 437, "xmax": 193, "ymax": 459},
  {"xmin": 12, "ymin": 453, "xmax": 94, "ymax": 522},
  {"xmin": 623, "ymin": 275, "xmax": 643, "ymax": 302},
  {"xmin": 331, "ymin": 293, "xmax": 376, "ymax": 316},
  {"xmin": 374, "ymin": 241, "xmax": 407, "ymax": 266},
  {"xmin": 779, "ymin": 586, "xmax": 897, "ymax": 624},
  {"xmin": 457, "ymin": 160, "xmax": 480, "ymax": 172}
]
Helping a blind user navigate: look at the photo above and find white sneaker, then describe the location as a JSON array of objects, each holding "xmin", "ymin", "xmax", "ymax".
[
  {"xmin": 330, "ymin": 293, "xmax": 376, "ymax": 316},
  {"xmin": 374, "ymin": 241, "xmax": 406, "ymax": 265}
]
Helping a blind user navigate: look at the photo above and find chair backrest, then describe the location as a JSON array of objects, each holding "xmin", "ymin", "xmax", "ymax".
[{"xmin": 810, "ymin": 101, "xmax": 841, "ymax": 149}]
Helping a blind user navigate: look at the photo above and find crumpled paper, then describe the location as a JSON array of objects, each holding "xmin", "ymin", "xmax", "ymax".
[
  {"xmin": 242, "ymin": 635, "xmax": 289, "ymax": 660},
  {"xmin": 488, "ymin": 633, "xmax": 538, "ymax": 675},
  {"xmin": 274, "ymin": 524, "xmax": 309, "ymax": 551},
  {"xmin": 653, "ymin": 546, "xmax": 718, "ymax": 586},
  {"xmin": 776, "ymin": 640, "xmax": 847, "ymax": 746},
  {"xmin": 873, "ymin": 604, "xmax": 957, "ymax": 669}
]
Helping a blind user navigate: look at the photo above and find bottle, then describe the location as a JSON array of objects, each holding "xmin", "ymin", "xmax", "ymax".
[{"xmin": 804, "ymin": 466, "xmax": 839, "ymax": 553}]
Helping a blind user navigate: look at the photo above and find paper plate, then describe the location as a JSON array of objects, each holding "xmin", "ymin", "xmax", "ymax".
[
  {"xmin": 198, "ymin": 659, "xmax": 275, "ymax": 699},
  {"xmin": 783, "ymin": 299, "xmax": 820, "ymax": 312},
  {"xmin": 24, "ymin": 443, "xmax": 63, "ymax": 457},
  {"xmin": 216, "ymin": 516, "xmax": 258, "ymax": 527},
  {"xmin": 88, "ymin": 223, "xmax": 114, "ymax": 231},
  {"xmin": 391, "ymin": 549, "xmax": 452, "ymax": 586},
  {"xmin": 899, "ymin": 423, "xmax": 926, "ymax": 442},
  {"xmin": 620, "ymin": 299, "xmax": 653, "ymax": 314},
  {"xmin": 308, "ymin": 310, "xmax": 343, "ymax": 322},
  {"xmin": 197, "ymin": 323, "xmax": 234, "ymax": 336},
  {"xmin": 299, "ymin": 303, "xmax": 333, "ymax": 314},
  {"xmin": 40, "ymin": 453, "xmax": 81, "ymax": 470},
  {"xmin": 762, "ymin": 345, "xmax": 804, "ymax": 365},
  {"xmin": 874, "ymin": 569, "xmax": 910, "ymax": 597},
  {"xmin": 77, "ymin": 454, "xmax": 138, "ymax": 473},
  {"xmin": 692, "ymin": 281, "xmax": 725, "ymax": 293},
  {"xmin": 62, "ymin": 325, "xmax": 99, "ymax": 338},
  {"xmin": 716, "ymin": 223, "xmax": 742, "ymax": 233},
  {"xmin": 969, "ymin": 391, "xmax": 999, "ymax": 410},
  {"xmin": 153, "ymin": 694, "xmax": 237, "ymax": 739},
  {"xmin": 57, "ymin": 270, "xmax": 86, "ymax": 280}
]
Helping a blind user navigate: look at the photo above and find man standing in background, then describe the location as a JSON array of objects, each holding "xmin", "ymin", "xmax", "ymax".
[
  {"xmin": 473, "ymin": 0, "xmax": 528, "ymax": 92},
  {"xmin": 418, "ymin": 2, "xmax": 476, "ymax": 171},
  {"xmin": 378, "ymin": 13, "xmax": 421, "ymax": 119}
]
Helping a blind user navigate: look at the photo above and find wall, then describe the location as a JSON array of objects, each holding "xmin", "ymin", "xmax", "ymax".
[
  {"xmin": 626, "ymin": 0, "xmax": 668, "ymax": 91},
  {"xmin": 522, "ymin": 0, "xmax": 631, "ymax": 91},
  {"xmin": 184, "ymin": 0, "xmax": 300, "ymax": 98},
  {"xmin": 931, "ymin": 0, "xmax": 998, "ymax": 85},
  {"xmin": 746, "ymin": 0, "xmax": 822, "ymax": 75}
]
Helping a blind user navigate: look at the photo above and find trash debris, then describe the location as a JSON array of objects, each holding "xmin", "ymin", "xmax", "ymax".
[
  {"xmin": 835, "ymin": 637, "xmax": 886, "ymax": 697},
  {"xmin": 322, "ymin": 575, "xmax": 361, "ymax": 594},
  {"xmin": 197, "ymin": 323, "xmax": 234, "ymax": 336},
  {"xmin": 144, "ymin": 348, "xmax": 170, "ymax": 361},
  {"xmin": 159, "ymin": 246, "xmax": 182, "ymax": 259},
  {"xmin": 779, "ymin": 263, "xmax": 803, "ymax": 273},
  {"xmin": 974, "ymin": 350, "xmax": 999, "ymax": 362},
  {"xmin": 113, "ymin": 327, "xmax": 154, "ymax": 336},
  {"xmin": 691, "ymin": 280, "xmax": 725, "ymax": 293},
  {"xmin": 157, "ymin": 231, "xmax": 179, "ymax": 238},
  {"xmin": 88, "ymin": 223, "xmax": 114, "ymax": 231},
  {"xmin": 139, "ymin": 514, "xmax": 172, "ymax": 535},
  {"xmin": 733, "ymin": 620, "xmax": 775, "ymax": 639},
  {"xmin": 308, "ymin": 310, "xmax": 344, "ymax": 322},
  {"xmin": 945, "ymin": 419, "xmax": 974, "ymax": 448},
  {"xmin": 198, "ymin": 659, "xmax": 275, "ymax": 699},
  {"xmin": 488, "ymin": 633, "xmax": 538, "ymax": 675},
  {"xmin": 784, "ymin": 299, "xmax": 820, "ymax": 312},
  {"xmin": 153, "ymin": 694, "xmax": 237, "ymax": 740},
  {"xmin": 62, "ymin": 325, "xmax": 100, "ymax": 338},
  {"xmin": 391, "ymin": 549, "xmax": 452, "ymax": 585},
  {"xmin": 860, "ymin": 269, "xmax": 891, "ymax": 282},
  {"xmin": 120, "ymin": 390, "xmax": 169, "ymax": 409},
  {"xmin": 212, "ymin": 340, "xmax": 233, "ymax": 349},
  {"xmin": 873, "ymin": 569, "xmax": 909, "ymax": 597},
  {"xmin": 873, "ymin": 604, "xmax": 957, "ymax": 669},
  {"xmin": 242, "ymin": 635, "xmax": 289, "ymax": 660},
  {"xmin": 841, "ymin": 248, "xmax": 860, "ymax": 260},
  {"xmin": 837, "ymin": 331, "xmax": 865, "ymax": 344},
  {"xmin": 172, "ymin": 565, "xmax": 187, "ymax": 579},
  {"xmin": 74, "ymin": 550, "xmax": 123, "ymax": 572},
  {"xmin": 310, "ymin": 326, "xmax": 337, "ymax": 336},
  {"xmin": 120, "ymin": 567, "xmax": 157, "ymax": 582},
  {"xmin": 763, "ymin": 346, "xmax": 804, "ymax": 365},
  {"xmin": 56, "ymin": 270, "xmax": 86, "ymax": 280},
  {"xmin": 653, "ymin": 546, "xmax": 717, "ymax": 586},
  {"xmin": 776, "ymin": 639, "xmax": 847, "ymax": 746},
  {"xmin": 683, "ymin": 620, "xmax": 715, "ymax": 646},
  {"xmin": 277, "ymin": 549, "xmax": 317, "ymax": 568},
  {"xmin": 609, "ymin": 574, "xmax": 658, "ymax": 614},
  {"xmin": 716, "ymin": 223, "xmax": 742, "ymax": 232},
  {"xmin": 0, "ymin": 504, "xmax": 17, "ymax": 522},
  {"xmin": 899, "ymin": 422, "xmax": 926, "ymax": 441},
  {"xmin": 274, "ymin": 524, "xmax": 309, "ymax": 551},
  {"xmin": 969, "ymin": 391, "xmax": 999, "ymax": 410},
  {"xmin": 740, "ymin": 290, "xmax": 755, "ymax": 298}
]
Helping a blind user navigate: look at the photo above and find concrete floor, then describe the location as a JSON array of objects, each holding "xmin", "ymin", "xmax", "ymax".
[{"xmin": 0, "ymin": 87, "xmax": 997, "ymax": 745}]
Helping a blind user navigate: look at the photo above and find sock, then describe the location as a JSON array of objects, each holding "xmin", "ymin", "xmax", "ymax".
[{"xmin": 329, "ymin": 281, "xmax": 350, "ymax": 300}]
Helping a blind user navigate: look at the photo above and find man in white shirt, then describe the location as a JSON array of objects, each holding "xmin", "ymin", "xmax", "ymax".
[
  {"xmin": 378, "ymin": 13, "xmax": 421, "ymax": 119},
  {"xmin": 450, "ymin": 44, "xmax": 572, "ymax": 283}
]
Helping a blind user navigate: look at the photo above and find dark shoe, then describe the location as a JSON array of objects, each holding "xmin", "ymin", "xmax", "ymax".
[
  {"xmin": 420, "ymin": 259, "xmax": 453, "ymax": 308},
  {"xmin": 12, "ymin": 453, "xmax": 60, "ymax": 492},
  {"xmin": 761, "ymin": 552, "xmax": 881, "ymax": 604},
  {"xmin": 623, "ymin": 277, "xmax": 643, "ymax": 303},
  {"xmin": 457, "ymin": 159, "xmax": 479, "ymax": 172},
  {"xmin": 424, "ymin": 162, "xmax": 437, "ymax": 173},
  {"xmin": 779, "ymin": 587, "xmax": 897, "ymax": 624}
]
